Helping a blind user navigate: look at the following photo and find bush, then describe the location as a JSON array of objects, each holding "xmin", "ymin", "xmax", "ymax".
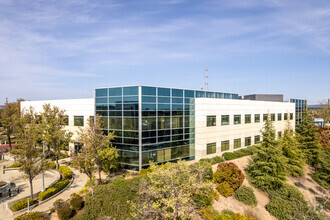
[
  {"xmin": 53, "ymin": 199, "xmax": 64, "ymax": 210},
  {"xmin": 199, "ymin": 206, "xmax": 221, "ymax": 220},
  {"xmin": 57, "ymin": 203, "xmax": 74, "ymax": 220},
  {"xmin": 222, "ymin": 209, "xmax": 235, "ymax": 215},
  {"xmin": 192, "ymin": 187, "xmax": 213, "ymax": 208},
  {"xmin": 212, "ymin": 190, "xmax": 219, "ymax": 201},
  {"xmin": 234, "ymin": 186, "xmax": 257, "ymax": 206},
  {"xmin": 213, "ymin": 162, "xmax": 244, "ymax": 197},
  {"xmin": 39, "ymin": 179, "xmax": 69, "ymax": 201},
  {"xmin": 216, "ymin": 181, "xmax": 234, "ymax": 197},
  {"xmin": 9, "ymin": 162, "xmax": 22, "ymax": 168},
  {"xmin": 70, "ymin": 193, "xmax": 80, "ymax": 198},
  {"xmin": 308, "ymin": 188, "xmax": 317, "ymax": 194},
  {"xmin": 294, "ymin": 182, "xmax": 305, "ymax": 188},
  {"xmin": 12, "ymin": 198, "xmax": 35, "ymax": 212},
  {"xmin": 139, "ymin": 167, "xmax": 151, "ymax": 176},
  {"xmin": 199, "ymin": 207, "xmax": 255, "ymax": 220},
  {"xmin": 199, "ymin": 156, "xmax": 224, "ymax": 165},
  {"xmin": 45, "ymin": 161, "xmax": 56, "ymax": 169},
  {"xmin": 315, "ymin": 186, "xmax": 326, "ymax": 194},
  {"xmin": 59, "ymin": 166, "xmax": 73, "ymax": 179},
  {"xmin": 315, "ymin": 196, "xmax": 330, "ymax": 211},
  {"xmin": 80, "ymin": 177, "xmax": 141, "ymax": 220},
  {"xmin": 59, "ymin": 152, "xmax": 69, "ymax": 159},
  {"xmin": 14, "ymin": 212, "xmax": 47, "ymax": 220},
  {"xmin": 70, "ymin": 196, "xmax": 84, "ymax": 211},
  {"xmin": 222, "ymin": 146, "xmax": 258, "ymax": 161},
  {"xmin": 266, "ymin": 184, "xmax": 319, "ymax": 220}
]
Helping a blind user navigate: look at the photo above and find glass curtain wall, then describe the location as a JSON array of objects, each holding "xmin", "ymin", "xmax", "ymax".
[
  {"xmin": 96, "ymin": 86, "xmax": 238, "ymax": 170},
  {"xmin": 290, "ymin": 99, "xmax": 307, "ymax": 125}
]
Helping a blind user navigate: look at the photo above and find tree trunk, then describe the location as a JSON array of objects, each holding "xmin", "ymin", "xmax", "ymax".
[
  {"xmin": 90, "ymin": 176, "xmax": 94, "ymax": 196},
  {"xmin": 7, "ymin": 134, "xmax": 11, "ymax": 150},
  {"xmin": 29, "ymin": 178, "xmax": 33, "ymax": 198},
  {"xmin": 56, "ymin": 154, "xmax": 59, "ymax": 170},
  {"xmin": 97, "ymin": 166, "xmax": 102, "ymax": 184}
]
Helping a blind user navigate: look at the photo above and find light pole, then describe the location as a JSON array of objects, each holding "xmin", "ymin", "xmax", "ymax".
[{"xmin": 41, "ymin": 141, "xmax": 46, "ymax": 192}]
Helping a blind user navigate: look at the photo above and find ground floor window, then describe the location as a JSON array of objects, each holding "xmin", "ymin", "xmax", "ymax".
[
  {"xmin": 254, "ymin": 135, "xmax": 260, "ymax": 144},
  {"xmin": 207, "ymin": 142, "xmax": 216, "ymax": 155},
  {"xmin": 234, "ymin": 138, "xmax": 241, "ymax": 149},
  {"xmin": 245, "ymin": 137, "xmax": 251, "ymax": 146},
  {"xmin": 221, "ymin": 140, "xmax": 230, "ymax": 152}
]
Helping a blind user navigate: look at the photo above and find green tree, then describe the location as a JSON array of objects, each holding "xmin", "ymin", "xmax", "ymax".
[
  {"xmin": 98, "ymin": 146, "xmax": 119, "ymax": 176},
  {"xmin": 131, "ymin": 160, "xmax": 213, "ymax": 219},
  {"xmin": 12, "ymin": 107, "xmax": 45, "ymax": 198},
  {"xmin": 40, "ymin": 104, "xmax": 72, "ymax": 169},
  {"xmin": 246, "ymin": 114, "xmax": 287, "ymax": 191},
  {"xmin": 296, "ymin": 106, "xmax": 322, "ymax": 166},
  {"xmin": 280, "ymin": 119, "xmax": 305, "ymax": 177},
  {"xmin": 0, "ymin": 99, "xmax": 22, "ymax": 149},
  {"xmin": 76, "ymin": 117, "xmax": 115, "ymax": 184}
]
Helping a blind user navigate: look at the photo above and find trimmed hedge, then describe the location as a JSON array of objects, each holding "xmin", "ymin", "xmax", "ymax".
[
  {"xmin": 235, "ymin": 186, "xmax": 257, "ymax": 206},
  {"xmin": 222, "ymin": 146, "xmax": 258, "ymax": 161},
  {"xmin": 14, "ymin": 211, "xmax": 47, "ymax": 220},
  {"xmin": 39, "ymin": 179, "xmax": 69, "ymax": 201},
  {"xmin": 59, "ymin": 166, "xmax": 73, "ymax": 179},
  {"xmin": 9, "ymin": 162, "xmax": 22, "ymax": 168},
  {"xmin": 45, "ymin": 161, "xmax": 56, "ymax": 169},
  {"xmin": 199, "ymin": 156, "xmax": 224, "ymax": 165},
  {"xmin": 12, "ymin": 198, "xmax": 35, "ymax": 212}
]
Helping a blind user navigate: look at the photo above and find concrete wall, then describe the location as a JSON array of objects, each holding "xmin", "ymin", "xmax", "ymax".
[
  {"xmin": 195, "ymin": 98, "xmax": 295, "ymax": 160},
  {"xmin": 244, "ymin": 94, "xmax": 283, "ymax": 102},
  {"xmin": 21, "ymin": 99, "xmax": 94, "ymax": 151}
]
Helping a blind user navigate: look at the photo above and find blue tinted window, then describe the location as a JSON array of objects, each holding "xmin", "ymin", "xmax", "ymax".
[
  {"xmin": 96, "ymin": 111, "xmax": 108, "ymax": 117},
  {"xmin": 172, "ymin": 104, "xmax": 183, "ymax": 110},
  {"xmin": 172, "ymin": 98, "xmax": 183, "ymax": 103},
  {"xmin": 109, "ymin": 97, "xmax": 122, "ymax": 103},
  {"xmin": 124, "ymin": 103, "xmax": 139, "ymax": 110},
  {"xmin": 123, "ymin": 96, "xmax": 138, "ymax": 102},
  {"xmin": 206, "ymin": 92, "xmax": 215, "ymax": 98},
  {"xmin": 184, "ymin": 90, "xmax": 194, "ymax": 97},
  {"xmin": 172, "ymin": 89, "xmax": 183, "ymax": 97},
  {"xmin": 158, "ymin": 97, "xmax": 170, "ymax": 103},
  {"xmin": 96, "ymin": 97, "xmax": 107, "ymax": 103},
  {"xmin": 142, "ymin": 104, "xmax": 156, "ymax": 110},
  {"xmin": 109, "ymin": 87, "xmax": 122, "ymax": 96},
  {"xmin": 158, "ymin": 88, "xmax": 170, "ymax": 96},
  {"xmin": 158, "ymin": 104, "xmax": 170, "ymax": 110},
  {"xmin": 142, "ymin": 96, "xmax": 156, "ymax": 103},
  {"xmin": 184, "ymin": 98, "xmax": 194, "ymax": 104},
  {"xmin": 142, "ymin": 86, "xmax": 156, "ymax": 96},
  {"xmin": 224, "ymin": 93, "xmax": 230, "ymax": 99},
  {"xmin": 123, "ymin": 86, "xmax": 138, "ymax": 96},
  {"xmin": 96, "ymin": 104, "xmax": 108, "ymax": 110},
  {"xmin": 196, "ymin": 91, "xmax": 206, "ymax": 97},
  {"xmin": 95, "ymin": 89, "xmax": 107, "ymax": 97}
]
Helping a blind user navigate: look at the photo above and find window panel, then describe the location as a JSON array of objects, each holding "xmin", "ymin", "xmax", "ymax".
[
  {"xmin": 124, "ymin": 118, "xmax": 139, "ymax": 130},
  {"xmin": 142, "ymin": 96, "xmax": 156, "ymax": 103},
  {"xmin": 123, "ymin": 111, "xmax": 138, "ymax": 117},
  {"xmin": 184, "ymin": 90, "xmax": 194, "ymax": 97},
  {"xmin": 109, "ymin": 87, "xmax": 122, "ymax": 96},
  {"xmin": 172, "ymin": 116, "xmax": 184, "ymax": 128},
  {"xmin": 158, "ymin": 130, "xmax": 170, "ymax": 136},
  {"xmin": 172, "ymin": 89, "xmax": 183, "ymax": 97},
  {"xmin": 109, "ymin": 117, "xmax": 122, "ymax": 130},
  {"xmin": 245, "ymin": 114, "xmax": 251, "ymax": 124},
  {"xmin": 221, "ymin": 115, "xmax": 229, "ymax": 125},
  {"xmin": 196, "ymin": 91, "xmax": 206, "ymax": 98},
  {"xmin": 158, "ymin": 88, "xmax": 170, "ymax": 96},
  {"xmin": 96, "ymin": 111, "xmax": 108, "ymax": 117},
  {"xmin": 172, "ymin": 97, "xmax": 183, "ymax": 103},
  {"xmin": 221, "ymin": 140, "xmax": 230, "ymax": 151},
  {"xmin": 255, "ymin": 114, "xmax": 260, "ymax": 123},
  {"xmin": 290, "ymin": 113, "xmax": 293, "ymax": 120},
  {"xmin": 158, "ymin": 97, "xmax": 170, "ymax": 103},
  {"xmin": 157, "ymin": 149, "xmax": 165, "ymax": 162},
  {"xmin": 206, "ymin": 92, "xmax": 215, "ymax": 98},
  {"xmin": 123, "ymin": 86, "xmax": 138, "ymax": 96},
  {"xmin": 142, "ymin": 117, "xmax": 156, "ymax": 130},
  {"xmin": 96, "ymin": 97, "xmax": 107, "ymax": 103},
  {"xmin": 158, "ymin": 117, "xmax": 170, "ymax": 129},
  {"xmin": 142, "ymin": 111, "xmax": 156, "ymax": 117},
  {"xmin": 158, "ymin": 110, "xmax": 170, "ymax": 116},
  {"xmin": 234, "ymin": 138, "xmax": 241, "ymax": 149},
  {"xmin": 74, "ymin": 116, "xmax": 84, "ymax": 126},
  {"xmin": 123, "ymin": 96, "xmax": 138, "ymax": 103},
  {"xmin": 96, "ymin": 103, "xmax": 108, "ymax": 110},
  {"xmin": 271, "ymin": 113, "xmax": 276, "ymax": 121},
  {"xmin": 142, "ymin": 104, "xmax": 156, "ymax": 110},
  {"xmin": 245, "ymin": 137, "xmax": 251, "ymax": 146},
  {"xmin": 142, "ymin": 86, "xmax": 156, "ymax": 96},
  {"xmin": 158, "ymin": 104, "xmax": 170, "ymax": 110},
  {"xmin": 255, "ymin": 135, "xmax": 260, "ymax": 144},
  {"xmin": 172, "ymin": 111, "xmax": 183, "ymax": 116},
  {"xmin": 95, "ymin": 88, "xmax": 107, "ymax": 97},
  {"xmin": 263, "ymin": 114, "xmax": 268, "ymax": 121},
  {"xmin": 109, "ymin": 97, "xmax": 122, "ymax": 103},
  {"xmin": 284, "ymin": 113, "xmax": 288, "ymax": 120},
  {"xmin": 278, "ymin": 113, "xmax": 282, "ymax": 121},
  {"xmin": 124, "ymin": 131, "xmax": 139, "ymax": 138},
  {"xmin": 118, "ymin": 150, "xmax": 139, "ymax": 165},
  {"xmin": 109, "ymin": 111, "xmax": 122, "ymax": 117},
  {"xmin": 123, "ymin": 103, "xmax": 138, "ymax": 110},
  {"xmin": 234, "ymin": 115, "xmax": 241, "ymax": 124},
  {"xmin": 172, "ymin": 104, "xmax": 183, "ymax": 110},
  {"xmin": 207, "ymin": 142, "xmax": 216, "ymax": 155},
  {"xmin": 207, "ymin": 115, "xmax": 216, "ymax": 127},
  {"xmin": 109, "ymin": 103, "xmax": 122, "ymax": 110}
]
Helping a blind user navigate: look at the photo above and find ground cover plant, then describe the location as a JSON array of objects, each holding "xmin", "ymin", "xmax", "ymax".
[
  {"xmin": 199, "ymin": 155, "xmax": 224, "ymax": 165},
  {"xmin": 234, "ymin": 186, "xmax": 257, "ymax": 206},
  {"xmin": 11, "ymin": 198, "xmax": 36, "ymax": 212},
  {"xmin": 213, "ymin": 162, "xmax": 244, "ymax": 197}
]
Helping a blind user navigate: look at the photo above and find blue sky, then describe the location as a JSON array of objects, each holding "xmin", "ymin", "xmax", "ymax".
[{"xmin": 0, "ymin": 0, "xmax": 329, "ymax": 104}]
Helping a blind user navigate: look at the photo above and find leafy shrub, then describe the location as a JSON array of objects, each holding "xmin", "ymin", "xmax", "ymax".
[
  {"xmin": 308, "ymin": 188, "xmax": 317, "ymax": 194},
  {"xmin": 39, "ymin": 179, "xmax": 69, "ymax": 201},
  {"xmin": 59, "ymin": 152, "xmax": 69, "ymax": 159},
  {"xmin": 45, "ymin": 161, "xmax": 56, "ymax": 169},
  {"xmin": 315, "ymin": 186, "xmax": 326, "ymax": 194},
  {"xmin": 12, "ymin": 198, "xmax": 35, "ymax": 212},
  {"xmin": 266, "ymin": 184, "xmax": 318, "ymax": 220},
  {"xmin": 216, "ymin": 181, "xmax": 234, "ymax": 197},
  {"xmin": 234, "ymin": 186, "xmax": 257, "ymax": 206},
  {"xmin": 199, "ymin": 207, "xmax": 255, "ymax": 220},
  {"xmin": 192, "ymin": 187, "xmax": 213, "ymax": 208},
  {"xmin": 213, "ymin": 162, "xmax": 244, "ymax": 197},
  {"xmin": 315, "ymin": 196, "xmax": 330, "ymax": 211},
  {"xmin": 199, "ymin": 206, "xmax": 221, "ymax": 220},
  {"xmin": 53, "ymin": 199, "xmax": 64, "ymax": 210},
  {"xmin": 311, "ymin": 172, "xmax": 330, "ymax": 189},
  {"xmin": 57, "ymin": 203, "xmax": 74, "ymax": 220},
  {"xmin": 80, "ymin": 177, "xmax": 141, "ymax": 220},
  {"xmin": 139, "ymin": 167, "xmax": 151, "ymax": 176},
  {"xmin": 294, "ymin": 182, "xmax": 305, "ymax": 188},
  {"xmin": 222, "ymin": 209, "xmax": 235, "ymax": 215},
  {"xmin": 212, "ymin": 190, "xmax": 219, "ymax": 201},
  {"xmin": 70, "ymin": 196, "xmax": 84, "ymax": 211},
  {"xmin": 190, "ymin": 162, "xmax": 213, "ymax": 181},
  {"xmin": 199, "ymin": 155, "xmax": 224, "ymax": 165},
  {"xmin": 222, "ymin": 152, "xmax": 237, "ymax": 160},
  {"xmin": 14, "ymin": 211, "xmax": 47, "ymax": 220},
  {"xmin": 70, "ymin": 193, "xmax": 80, "ymax": 198},
  {"xmin": 59, "ymin": 166, "xmax": 73, "ymax": 179},
  {"xmin": 9, "ymin": 162, "xmax": 22, "ymax": 168},
  {"xmin": 222, "ymin": 146, "xmax": 258, "ymax": 161}
]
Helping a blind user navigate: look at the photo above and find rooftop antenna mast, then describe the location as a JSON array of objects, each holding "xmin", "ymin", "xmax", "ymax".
[{"xmin": 205, "ymin": 68, "xmax": 209, "ymax": 90}]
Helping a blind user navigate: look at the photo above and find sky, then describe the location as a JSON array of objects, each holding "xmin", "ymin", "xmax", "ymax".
[{"xmin": 0, "ymin": 0, "xmax": 329, "ymax": 104}]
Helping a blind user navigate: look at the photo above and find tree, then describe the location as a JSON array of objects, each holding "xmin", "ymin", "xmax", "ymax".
[
  {"xmin": 279, "ymin": 119, "xmax": 305, "ymax": 177},
  {"xmin": 11, "ymin": 107, "xmax": 45, "ymax": 198},
  {"xmin": 131, "ymin": 160, "xmax": 213, "ymax": 219},
  {"xmin": 40, "ymin": 104, "xmax": 72, "ymax": 169},
  {"xmin": 75, "ymin": 117, "xmax": 115, "ymax": 184},
  {"xmin": 0, "ymin": 99, "xmax": 22, "ymax": 149},
  {"xmin": 296, "ymin": 106, "xmax": 322, "ymax": 166},
  {"xmin": 98, "ymin": 146, "xmax": 119, "ymax": 176},
  {"xmin": 246, "ymin": 114, "xmax": 287, "ymax": 191}
]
